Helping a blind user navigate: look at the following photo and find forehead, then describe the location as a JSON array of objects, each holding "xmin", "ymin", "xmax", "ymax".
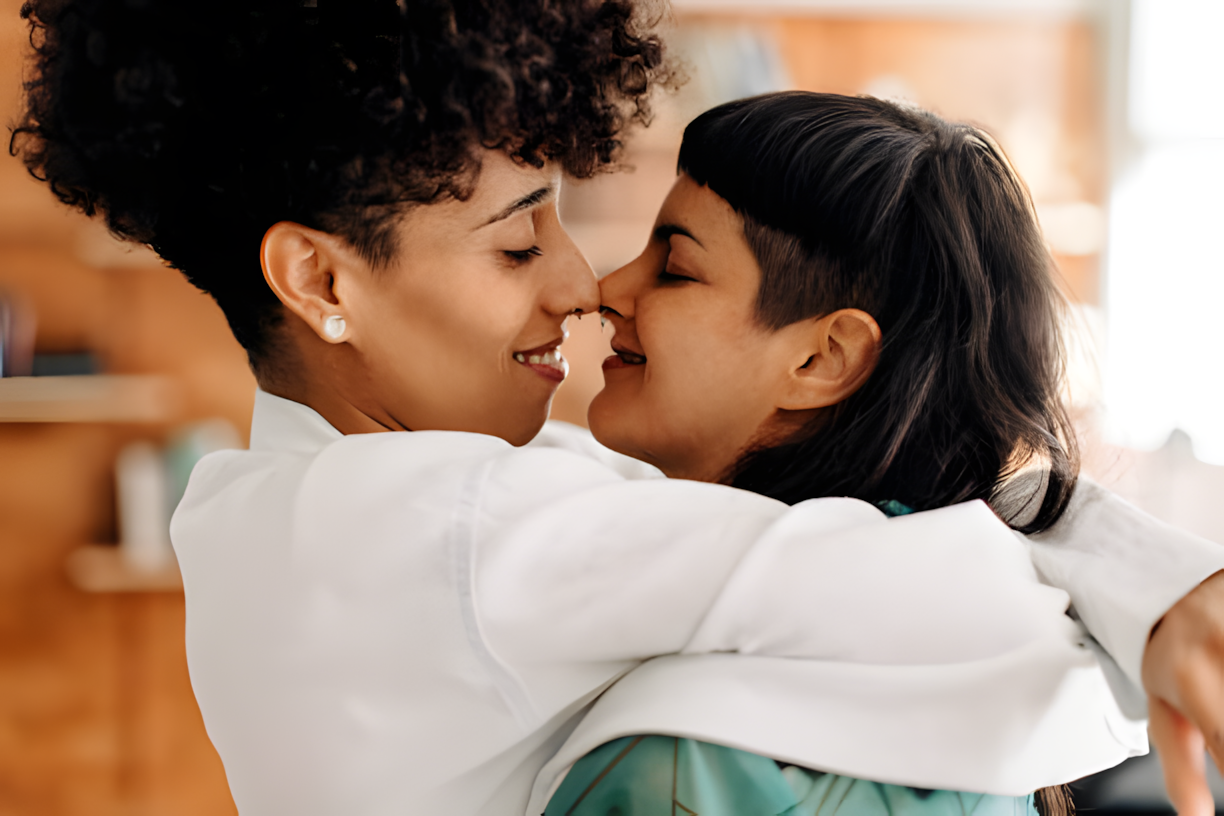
[
  {"xmin": 406, "ymin": 150, "xmax": 561, "ymax": 237},
  {"xmin": 658, "ymin": 173, "xmax": 744, "ymax": 233},
  {"xmin": 468, "ymin": 151, "xmax": 560, "ymax": 209}
]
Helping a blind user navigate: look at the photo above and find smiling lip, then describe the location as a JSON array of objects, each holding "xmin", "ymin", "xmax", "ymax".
[
  {"xmin": 604, "ymin": 342, "xmax": 646, "ymax": 371},
  {"xmin": 514, "ymin": 339, "xmax": 568, "ymax": 384}
]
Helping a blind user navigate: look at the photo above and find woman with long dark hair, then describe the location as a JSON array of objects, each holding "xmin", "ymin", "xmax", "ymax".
[{"xmin": 539, "ymin": 91, "xmax": 1191, "ymax": 815}]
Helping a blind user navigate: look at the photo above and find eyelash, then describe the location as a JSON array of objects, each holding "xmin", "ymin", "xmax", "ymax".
[{"xmin": 504, "ymin": 246, "xmax": 543, "ymax": 264}]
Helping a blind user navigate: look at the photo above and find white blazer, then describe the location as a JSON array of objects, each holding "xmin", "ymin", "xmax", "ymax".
[{"xmin": 171, "ymin": 390, "xmax": 1224, "ymax": 816}]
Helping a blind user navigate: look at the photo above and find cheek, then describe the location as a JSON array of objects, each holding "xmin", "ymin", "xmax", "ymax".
[
  {"xmin": 641, "ymin": 294, "xmax": 762, "ymax": 395},
  {"xmin": 352, "ymin": 259, "xmax": 555, "ymax": 442},
  {"xmin": 591, "ymin": 295, "xmax": 767, "ymax": 467},
  {"xmin": 368, "ymin": 265, "xmax": 531, "ymax": 366},
  {"xmin": 650, "ymin": 326, "xmax": 768, "ymax": 458}
]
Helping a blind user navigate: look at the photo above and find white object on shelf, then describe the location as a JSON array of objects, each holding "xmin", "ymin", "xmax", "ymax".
[
  {"xmin": 65, "ymin": 545, "xmax": 182, "ymax": 593},
  {"xmin": 0, "ymin": 375, "xmax": 178, "ymax": 422},
  {"xmin": 64, "ymin": 418, "xmax": 241, "ymax": 593},
  {"xmin": 116, "ymin": 440, "xmax": 176, "ymax": 572}
]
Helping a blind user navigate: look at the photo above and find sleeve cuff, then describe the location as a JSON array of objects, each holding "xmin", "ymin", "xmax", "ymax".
[{"xmin": 1027, "ymin": 478, "xmax": 1224, "ymax": 687}]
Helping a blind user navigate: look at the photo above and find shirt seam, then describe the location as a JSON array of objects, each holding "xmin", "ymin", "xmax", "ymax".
[{"xmin": 451, "ymin": 457, "xmax": 539, "ymax": 728}]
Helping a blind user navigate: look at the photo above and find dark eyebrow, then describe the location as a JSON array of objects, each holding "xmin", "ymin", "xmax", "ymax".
[
  {"xmin": 482, "ymin": 186, "xmax": 555, "ymax": 227},
  {"xmin": 653, "ymin": 222, "xmax": 704, "ymax": 249}
]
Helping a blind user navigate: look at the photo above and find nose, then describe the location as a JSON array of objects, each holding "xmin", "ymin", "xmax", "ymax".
[
  {"xmin": 541, "ymin": 223, "xmax": 600, "ymax": 318},
  {"xmin": 597, "ymin": 253, "xmax": 644, "ymax": 322}
]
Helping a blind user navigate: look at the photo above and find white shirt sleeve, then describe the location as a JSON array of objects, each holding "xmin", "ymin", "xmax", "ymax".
[
  {"xmin": 524, "ymin": 424, "xmax": 1224, "ymax": 692},
  {"xmin": 1028, "ymin": 477, "xmax": 1224, "ymax": 687},
  {"xmin": 471, "ymin": 445, "xmax": 1075, "ymax": 710},
  {"xmin": 473, "ymin": 449, "xmax": 785, "ymax": 665}
]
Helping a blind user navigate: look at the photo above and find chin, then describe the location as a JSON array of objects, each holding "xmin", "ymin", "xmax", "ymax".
[
  {"xmin": 500, "ymin": 400, "xmax": 553, "ymax": 447},
  {"xmin": 587, "ymin": 392, "xmax": 647, "ymax": 462},
  {"xmin": 586, "ymin": 391, "xmax": 617, "ymax": 444}
]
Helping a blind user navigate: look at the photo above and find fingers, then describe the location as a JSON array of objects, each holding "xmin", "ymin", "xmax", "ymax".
[
  {"xmin": 1150, "ymin": 694, "xmax": 1215, "ymax": 816},
  {"xmin": 1142, "ymin": 569, "xmax": 1224, "ymax": 803},
  {"xmin": 1174, "ymin": 658, "xmax": 1224, "ymax": 780}
]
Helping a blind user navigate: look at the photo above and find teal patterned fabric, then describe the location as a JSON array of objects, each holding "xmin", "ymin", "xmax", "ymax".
[
  {"xmin": 874, "ymin": 499, "xmax": 916, "ymax": 517},
  {"xmin": 543, "ymin": 735, "xmax": 1038, "ymax": 816},
  {"xmin": 544, "ymin": 501, "xmax": 1038, "ymax": 816}
]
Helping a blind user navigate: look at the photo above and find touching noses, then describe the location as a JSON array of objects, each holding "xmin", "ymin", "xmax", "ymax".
[
  {"xmin": 597, "ymin": 255, "xmax": 641, "ymax": 324},
  {"xmin": 541, "ymin": 226, "xmax": 600, "ymax": 318}
]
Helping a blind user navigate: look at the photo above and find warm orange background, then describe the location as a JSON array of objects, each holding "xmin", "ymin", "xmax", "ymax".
[{"xmin": 0, "ymin": 3, "xmax": 250, "ymax": 812}]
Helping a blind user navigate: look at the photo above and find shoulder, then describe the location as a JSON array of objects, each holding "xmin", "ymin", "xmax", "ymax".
[
  {"xmin": 524, "ymin": 420, "xmax": 665, "ymax": 481},
  {"xmin": 186, "ymin": 427, "xmax": 652, "ymax": 513},
  {"xmin": 250, "ymin": 428, "xmax": 651, "ymax": 518}
]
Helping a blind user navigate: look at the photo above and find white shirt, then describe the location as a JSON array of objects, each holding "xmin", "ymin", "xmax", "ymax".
[{"xmin": 172, "ymin": 390, "xmax": 1224, "ymax": 815}]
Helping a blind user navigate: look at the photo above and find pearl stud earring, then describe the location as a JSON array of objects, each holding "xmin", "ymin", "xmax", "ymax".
[{"xmin": 323, "ymin": 315, "xmax": 346, "ymax": 340}]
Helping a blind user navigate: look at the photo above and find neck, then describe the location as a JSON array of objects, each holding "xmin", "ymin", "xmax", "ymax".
[
  {"xmin": 260, "ymin": 378, "xmax": 403, "ymax": 436},
  {"xmin": 256, "ymin": 323, "xmax": 407, "ymax": 436}
]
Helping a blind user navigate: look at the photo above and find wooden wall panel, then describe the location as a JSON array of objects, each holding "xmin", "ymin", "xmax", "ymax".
[
  {"xmin": 0, "ymin": 1, "xmax": 247, "ymax": 796},
  {"xmin": 0, "ymin": 300, "xmax": 243, "ymax": 816}
]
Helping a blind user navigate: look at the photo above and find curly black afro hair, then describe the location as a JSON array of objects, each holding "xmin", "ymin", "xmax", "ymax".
[{"xmin": 13, "ymin": 0, "xmax": 675, "ymax": 370}]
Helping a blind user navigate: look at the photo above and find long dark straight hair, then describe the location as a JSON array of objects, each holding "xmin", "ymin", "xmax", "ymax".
[{"xmin": 678, "ymin": 92, "xmax": 1078, "ymax": 535}]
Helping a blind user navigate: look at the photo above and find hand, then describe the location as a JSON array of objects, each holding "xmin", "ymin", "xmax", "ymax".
[{"xmin": 1142, "ymin": 570, "xmax": 1224, "ymax": 816}]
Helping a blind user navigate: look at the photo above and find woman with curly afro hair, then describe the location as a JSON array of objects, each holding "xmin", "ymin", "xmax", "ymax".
[{"xmin": 14, "ymin": 2, "xmax": 1224, "ymax": 816}]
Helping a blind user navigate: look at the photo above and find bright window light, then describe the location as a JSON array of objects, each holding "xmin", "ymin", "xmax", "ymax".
[{"xmin": 1104, "ymin": 0, "xmax": 1224, "ymax": 462}]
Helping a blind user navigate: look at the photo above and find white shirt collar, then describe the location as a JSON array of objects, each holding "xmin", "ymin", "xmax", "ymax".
[{"xmin": 249, "ymin": 389, "xmax": 344, "ymax": 454}]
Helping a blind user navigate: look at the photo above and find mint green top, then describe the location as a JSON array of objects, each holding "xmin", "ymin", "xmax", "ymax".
[{"xmin": 544, "ymin": 735, "xmax": 1038, "ymax": 816}]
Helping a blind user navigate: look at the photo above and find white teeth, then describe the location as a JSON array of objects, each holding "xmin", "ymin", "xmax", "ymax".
[{"xmin": 516, "ymin": 348, "xmax": 565, "ymax": 367}]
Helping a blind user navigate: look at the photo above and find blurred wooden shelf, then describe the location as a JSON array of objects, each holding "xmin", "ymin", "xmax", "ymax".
[
  {"xmin": 65, "ymin": 545, "xmax": 183, "ymax": 593},
  {"xmin": 0, "ymin": 375, "xmax": 179, "ymax": 422}
]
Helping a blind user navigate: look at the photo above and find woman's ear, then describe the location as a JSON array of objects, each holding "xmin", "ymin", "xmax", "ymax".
[
  {"xmin": 777, "ymin": 308, "xmax": 882, "ymax": 411},
  {"xmin": 260, "ymin": 221, "xmax": 358, "ymax": 344}
]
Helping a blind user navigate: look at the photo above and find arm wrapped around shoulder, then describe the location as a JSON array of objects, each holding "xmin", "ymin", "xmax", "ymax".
[
  {"xmin": 687, "ymin": 499, "xmax": 1074, "ymax": 663},
  {"xmin": 523, "ymin": 499, "xmax": 1147, "ymax": 808}
]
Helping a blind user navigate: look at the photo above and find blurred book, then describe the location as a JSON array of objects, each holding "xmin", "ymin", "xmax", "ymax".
[
  {"xmin": 0, "ymin": 289, "xmax": 35, "ymax": 378},
  {"xmin": 30, "ymin": 353, "xmax": 99, "ymax": 377}
]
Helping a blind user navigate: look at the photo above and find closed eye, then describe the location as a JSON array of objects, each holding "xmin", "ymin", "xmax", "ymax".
[
  {"xmin": 504, "ymin": 246, "xmax": 543, "ymax": 264},
  {"xmin": 658, "ymin": 270, "xmax": 697, "ymax": 283}
]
